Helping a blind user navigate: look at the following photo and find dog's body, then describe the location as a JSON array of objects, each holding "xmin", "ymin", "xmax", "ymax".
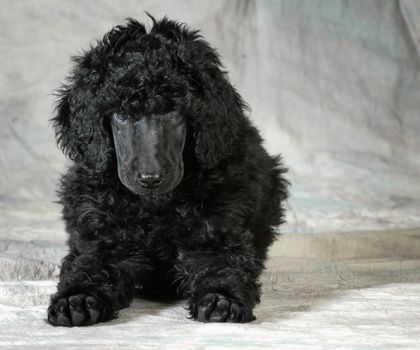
[{"xmin": 48, "ymin": 17, "xmax": 288, "ymax": 326}]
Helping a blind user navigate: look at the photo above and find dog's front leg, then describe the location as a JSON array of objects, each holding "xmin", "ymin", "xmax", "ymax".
[
  {"xmin": 47, "ymin": 251, "xmax": 148, "ymax": 327},
  {"xmin": 178, "ymin": 249, "xmax": 263, "ymax": 323}
]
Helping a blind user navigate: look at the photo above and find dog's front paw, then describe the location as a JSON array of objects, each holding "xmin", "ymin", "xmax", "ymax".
[
  {"xmin": 47, "ymin": 294, "xmax": 113, "ymax": 327},
  {"xmin": 190, "ymin": 292, "xmax": 255, "ymax": 323}
]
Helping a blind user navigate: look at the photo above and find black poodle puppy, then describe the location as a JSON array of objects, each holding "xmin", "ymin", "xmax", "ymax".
[{"xmin": 48, "ymin": 16, "xmax": 288, "ymax": 326}]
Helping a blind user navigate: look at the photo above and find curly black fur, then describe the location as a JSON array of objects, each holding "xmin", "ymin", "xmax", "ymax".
[{"xmin": 47, "ymin": 16, "xmax": 289, "ymax": 326}]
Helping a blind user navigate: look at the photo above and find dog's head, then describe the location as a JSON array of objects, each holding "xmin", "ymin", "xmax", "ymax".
[{"xmin": 52, "ymin": 17, "xmax": 248, "ymax": 196}]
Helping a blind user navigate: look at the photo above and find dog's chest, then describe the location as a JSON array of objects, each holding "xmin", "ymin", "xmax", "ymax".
[
  {"xmin": 133, "ymin": 206, "xmax": 194, "ymax": 259},
  {"xmin": 113, "ymin": 198, "xmax": 210, "ymax": 261}
]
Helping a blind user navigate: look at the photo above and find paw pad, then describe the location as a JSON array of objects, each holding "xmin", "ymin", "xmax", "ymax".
[
  {"xmin": 191, "ymin": 292, "xmax": 255, "ymax": 323},
  {"xmin": 48, "ymin": 294, "xmax": 109, "ymax": 327}
]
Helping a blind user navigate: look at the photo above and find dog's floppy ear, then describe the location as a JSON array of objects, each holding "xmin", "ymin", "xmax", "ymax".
[
  {"xmin": 186, "ymin": 39, "xmax": 248, "ymax": 169},
  {"xmin": 52, "ymin": 52, "xmax": 113, "ymax": 172},
  {"xmin": 153, "ymin": 18, "xmax": 250, "ymax": 169},
  {"xmin": 52, "ymin": 19, "xmax": 150, "ymax": 172}
]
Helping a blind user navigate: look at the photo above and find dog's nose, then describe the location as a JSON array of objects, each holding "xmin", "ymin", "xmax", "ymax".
[{"xmin": 136, "ymin": 172, "xmax": 162, "ymax": 188}]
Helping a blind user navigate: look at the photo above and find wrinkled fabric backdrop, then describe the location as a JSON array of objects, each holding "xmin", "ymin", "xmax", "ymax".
[{"xmin": 1, "ymin": 0, "xmax": 420, "ymax": 241}]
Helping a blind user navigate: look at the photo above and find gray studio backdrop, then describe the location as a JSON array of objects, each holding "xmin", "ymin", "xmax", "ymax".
[{"xmin": 1, "ymin": 0, "xmax": 420, "ymax": 243}]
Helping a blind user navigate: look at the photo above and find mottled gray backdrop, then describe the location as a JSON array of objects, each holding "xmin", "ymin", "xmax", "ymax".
[{"xmin": 1, "ymin": 0, "xmax": 420, "ymax": 241}]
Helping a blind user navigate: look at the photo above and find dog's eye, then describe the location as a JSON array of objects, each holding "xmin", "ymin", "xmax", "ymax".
[
  {"xmin": 167, "ymin": 112, "xmax": 181, "ymax": 122},
  {"xmin": 113, "ymin": 113, "xmax": 128, "ymax": 123}
]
